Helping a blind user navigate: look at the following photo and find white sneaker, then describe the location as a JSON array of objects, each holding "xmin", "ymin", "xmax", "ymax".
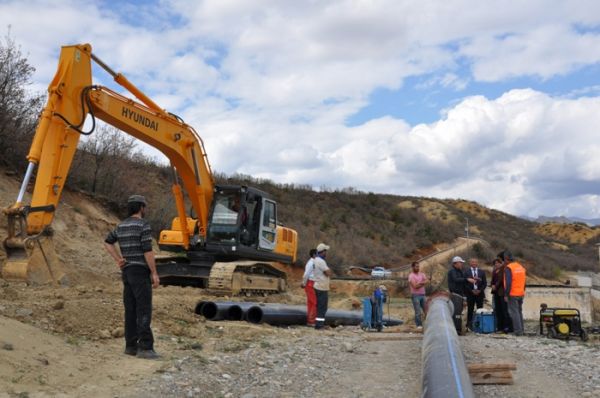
[{"xmin": 416, "ymin": 326, "xmax": 423, "ymax": 331}]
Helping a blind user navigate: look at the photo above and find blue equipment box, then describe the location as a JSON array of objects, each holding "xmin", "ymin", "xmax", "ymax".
[{"xmin": 473, "ymin": 312, "xmax": 496, "ymax": 334}]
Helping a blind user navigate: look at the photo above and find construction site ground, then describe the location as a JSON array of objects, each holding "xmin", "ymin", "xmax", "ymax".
[{"xmin": 1, "ymin": 173, "xmax": 600, "ymax": 397}]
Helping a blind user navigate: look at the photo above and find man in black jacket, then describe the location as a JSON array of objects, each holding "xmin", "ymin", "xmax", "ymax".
[
  {"xmin": 447, "ymin": 256, "xmax": 467, "ymax": 334},
  {"xmin": 464, "ymin": 257, "xmax": 487, "ymax": 331}
]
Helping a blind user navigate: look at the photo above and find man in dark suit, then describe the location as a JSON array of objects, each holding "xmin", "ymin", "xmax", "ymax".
[{"xmin": 464, "ymin": 257, "xmax": 487, "ymax": 331}]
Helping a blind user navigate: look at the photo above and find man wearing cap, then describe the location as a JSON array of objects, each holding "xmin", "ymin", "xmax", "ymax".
[
  {"xmin": 104, "ymin": 195, "xmax": 160, "ymax": 359},
  {"xmin": 313, "ymin": 243, "xmax": 332, "ymax": 330},
  {"xmin": 448, "ymin": 256, "xmax": 467, "ymax": 334}
]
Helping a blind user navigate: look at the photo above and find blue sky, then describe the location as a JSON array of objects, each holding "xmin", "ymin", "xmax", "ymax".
[{"xmin": 2, "ymin": 1, "xmax": 600, "ymax": 219}]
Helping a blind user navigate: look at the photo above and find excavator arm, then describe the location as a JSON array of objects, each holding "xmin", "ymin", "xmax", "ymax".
[{"xmin": 2, "ymin": 43, "xmax": 214, "ymax": 284}]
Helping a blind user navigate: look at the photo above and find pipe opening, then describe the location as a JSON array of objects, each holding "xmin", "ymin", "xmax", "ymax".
[
  {"xmin": 246, "ymin": 306, "xmax": 263, "ymax": 324},
  {"xmin": 201, "ymin": 302, "xmax": 218, "ymax": 319},
  {"xmin": 227, "ymin": 305, "xmax": 244, "ymax": 321},
  {"xmin": 194, "ymin": 301, "xmax": 207, "ymax": 315}
]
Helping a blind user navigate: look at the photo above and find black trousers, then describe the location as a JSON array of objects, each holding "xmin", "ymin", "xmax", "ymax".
[
  {"xmin": 466, "ymin": 293, "xmax": 484, "ymax": 329},
  {"xmin": 450, "ymin": 293, "xmax": 464, "ymax": 335},
  {"xmin": 493, "ymin": 293, "xmax": 512, "ymax": 332},
  {"xmin": 315, "ymin": 288, "xmax": 329, "ymax": 329},
  {"xmin": 122, "ymin": 266, "xmax": 154, "ymax": 350}
]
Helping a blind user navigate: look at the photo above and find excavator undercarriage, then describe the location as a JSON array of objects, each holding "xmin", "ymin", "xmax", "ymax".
[{"xmin": 156, "ymin": 256, "xmax": 287, "ymax": 296}]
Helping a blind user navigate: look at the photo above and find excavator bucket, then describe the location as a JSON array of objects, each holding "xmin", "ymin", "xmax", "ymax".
[{"xmin": 2, "ymin": 231, "xmax": 67, "ymax": 286}]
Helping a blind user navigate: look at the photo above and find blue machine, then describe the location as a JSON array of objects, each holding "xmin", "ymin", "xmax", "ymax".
[
  {"xmin": 473, "ymin": 311, "xmax": 496, "ymax": 334},
  {"xmin": 362, "ymin": 286, "xmax": 387, "ymax": 332}
]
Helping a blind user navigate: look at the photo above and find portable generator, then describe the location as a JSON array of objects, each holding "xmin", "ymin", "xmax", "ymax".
[{"xmin": 539, "ymin": 304, "xmax": 588, "ymax": 341}]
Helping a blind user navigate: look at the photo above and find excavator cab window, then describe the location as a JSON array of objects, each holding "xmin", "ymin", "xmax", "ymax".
[{"xmin": 207, "ymin": 192, "xmax": 241, "ymax": 242}]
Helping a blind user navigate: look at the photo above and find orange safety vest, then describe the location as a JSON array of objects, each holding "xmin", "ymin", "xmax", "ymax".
[{"xmin": 504, "ymin": 262, "xmax": 526, "ymax": 296}]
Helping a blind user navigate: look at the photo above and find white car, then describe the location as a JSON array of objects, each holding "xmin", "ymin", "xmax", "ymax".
[{"xmin": 371, "ymin": 266, "xmax": 391, "ymax": 278}]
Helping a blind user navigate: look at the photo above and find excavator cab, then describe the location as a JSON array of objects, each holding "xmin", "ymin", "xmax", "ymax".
[{"xmin": 206, "ymin": 185, "xmax": 280, "ymax": 259}]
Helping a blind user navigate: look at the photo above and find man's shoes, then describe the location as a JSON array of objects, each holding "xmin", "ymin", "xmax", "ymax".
[
  {"xmin": 136, "ymin": 349, "xmax": 160, "ymax": 359},
  {"xmin": 124, "ymin": 347, "xmax": 137, "ymax": 356}
]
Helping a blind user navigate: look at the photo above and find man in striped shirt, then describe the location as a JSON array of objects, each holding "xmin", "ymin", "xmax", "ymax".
[{"xmin": 104, "ymin": 195, "xmax": 160, "ymax": 359}]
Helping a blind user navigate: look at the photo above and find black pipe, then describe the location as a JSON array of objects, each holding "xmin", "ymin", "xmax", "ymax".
[
  {"xmin": 227, "ymin": 302, "xmax": 259, "ymax": 321},
  {"xmin": 194, "ymin": 300, "xmax": 208, "ymax": 315},
  {"xmin": 247, "ymin": 304, "xmax": 308, "ymax": 325},
  {"xmin": 422, "ymin": 295, "xmax": 474, "ymax": 398},
  {"xmin": 201, "ymin": 301, "xmax": 244, "ymax": 321},
  {"xmin": 246, "ymin": 304, "xmax": 403, "ymax": 327}
]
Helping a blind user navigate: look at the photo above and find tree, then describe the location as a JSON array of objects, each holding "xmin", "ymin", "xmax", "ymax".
[
  {"xmin": 0, "ymin": 29, "xmax": 44, "ymax": 170},
  {"xmin": 76, "ymin": 125, "xmax": 136, "ymax": 194}
]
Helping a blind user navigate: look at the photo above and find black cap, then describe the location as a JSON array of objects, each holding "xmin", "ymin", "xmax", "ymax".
[{"xmin": 127, "ymin": 195, "xmax": 147, "ymax": 205}]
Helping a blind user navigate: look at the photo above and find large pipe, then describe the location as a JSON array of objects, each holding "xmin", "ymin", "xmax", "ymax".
[
  {"xmin": 228, "ymin": 302, "xmax": 259, "ymax": 321},
  {"xmin": 422, "ymin": 295, "xmax": 474, "ymax": 398},
  {"xmin": 200, "ymin": 301, "xmax": 246, "ymax": 321},
  {"xmin": 246, "ymin": 304, "xmax": 403, "ymax": 327},
  {"xmin": 247, "ymin": 304, "xmax": 307, "ymax": 325}
]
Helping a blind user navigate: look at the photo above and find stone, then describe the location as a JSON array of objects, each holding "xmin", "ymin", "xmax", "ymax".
[
  {"xmin": 222, "ymin": 373, "xmax": 232, "ymax": 380},
  {"xmin": 16, "ymin": 308, "xmax": 33, "ymax": 317},
  {"xmin": 53, "ymin": 301, "xmax": 65, "ymax": 310},
  {"xmin": 99, "ymin": 329, "xmax": 111, "ymax": 339},
  {"xmin": 111, "ymin": 327, "xmax": 124, "ymax": 338},
  {"xmin": 2, "ymin": 342, "xmax": 14, "ymax": 351},
  {"xmin": 343, "ymin": 342, "xmax": 354, "ymax": 352}
]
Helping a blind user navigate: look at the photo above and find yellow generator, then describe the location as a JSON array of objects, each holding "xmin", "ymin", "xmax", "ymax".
[{"xmin": 539, "ymin": 304, "xmax": 588, "ymax": 341}]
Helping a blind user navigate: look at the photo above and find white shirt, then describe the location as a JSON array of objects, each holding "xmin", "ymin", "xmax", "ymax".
[
  {"xmin": 302, "ymin": 257, "xmax": 315, "ymax": 284},
  {"xmin": 471, "ymin": 267, "xmax": 478, "ymax": 290},
  {"xmin": 313, "ymin": 257, "xmax": 331, "ymax": 291}
]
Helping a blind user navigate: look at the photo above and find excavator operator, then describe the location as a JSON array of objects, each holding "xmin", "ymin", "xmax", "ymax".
[{"xmin": 103, "ymin": 195, "xmax": 160, "ymax": 359}]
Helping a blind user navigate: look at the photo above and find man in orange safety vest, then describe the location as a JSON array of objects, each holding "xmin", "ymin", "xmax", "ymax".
[{"xmin": 503, "ymin": 250, "xmax": 526, "ymax": 336}]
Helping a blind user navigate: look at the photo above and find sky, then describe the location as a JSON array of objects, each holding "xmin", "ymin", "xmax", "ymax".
[{"xmin": 2, "ymin": 0, "xmax": 600, "ymax": 219}]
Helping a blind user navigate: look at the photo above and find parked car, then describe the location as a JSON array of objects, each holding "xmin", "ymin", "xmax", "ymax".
[{"xmin": 371, "ymin": 266, "xmax": 391, "ymax": 278}]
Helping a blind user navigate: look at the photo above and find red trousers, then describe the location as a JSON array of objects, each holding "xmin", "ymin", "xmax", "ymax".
[{"xmin": 305, "ymin": 280, "xmax": 317, "ymax": 325}]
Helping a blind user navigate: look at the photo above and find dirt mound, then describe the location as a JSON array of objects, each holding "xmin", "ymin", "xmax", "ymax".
[{"xmin": 533, "ymin": 222, "xmax": 600, "ymax": 244}]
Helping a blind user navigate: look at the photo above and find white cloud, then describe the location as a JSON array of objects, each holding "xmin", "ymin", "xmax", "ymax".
[{"xmin": 3, "ymin": 1, "xmax": 600, "ymax": 218}]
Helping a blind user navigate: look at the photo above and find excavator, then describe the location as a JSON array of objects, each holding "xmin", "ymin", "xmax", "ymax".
[{"xmin": 1, "ymin": 43, "xmax": 297, "ymax": 295}]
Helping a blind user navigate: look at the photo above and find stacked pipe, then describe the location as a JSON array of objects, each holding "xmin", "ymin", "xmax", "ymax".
[
  {"xmin": 195, "ymin": 300, "xmax": 403, "ymax": 327},
  {"xmin": 422, "ymin": 294, "xmax": 474, "ymax": 398}
]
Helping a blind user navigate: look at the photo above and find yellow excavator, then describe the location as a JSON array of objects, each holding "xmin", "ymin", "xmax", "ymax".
[{"xmin": 1, "ymin": 43, "xmax": 297, "ymax": 295}]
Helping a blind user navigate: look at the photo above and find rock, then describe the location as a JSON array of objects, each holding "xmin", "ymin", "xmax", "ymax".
[
  {"xmin": 111, "ymin": 327, "xmax": 124, "ymax": 338},
  {"xmin": 2, "ymin": 342, "xmax": 14, "ymax": 351},
  {"xmin": 222, "ymin": 373, "xmax": 232, "ymax": 380},
  {"xmin": 99, "ymin": 329, "xmax": 111, "ymax": 339},
  {"xmin": 16, "ymin": 308, "xmax": 33, "ymax": 317},
  {"xmin": 0, "ymin": 305, "xmax": 6, "ymax": 312},
  {"xmin": 53, "ymin": 300, "xmax": 65, "ymax": 310},
  {"xmin": 581, "ymin": 392, "xmax": 592, "ymax": 397},
  {"xmin": 343, "ymin": 342, "xmax": 354, "ymax": 352},
  {"xmin": 241, "ymin": 394, "xmax": 256, "ymax": 398}
]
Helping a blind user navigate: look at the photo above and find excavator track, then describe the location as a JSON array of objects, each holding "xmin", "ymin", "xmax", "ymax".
[{"xmin": 207, "ymin": 261, "xmax": 286, "ymax": 296}]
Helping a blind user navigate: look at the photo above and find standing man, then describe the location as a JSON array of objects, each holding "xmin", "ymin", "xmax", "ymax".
[
  {"xmin": 301, "ymin": 248, "xmax": 318, "ymax": 327},
  {"xmin": 104, "ymin": 195, "xmax": 160, "ymax": 359},
  {"xmin": 464, "ymin": 258, "xmax": 487, "ymax": 331},
  {"xmin": 503, "ymin": 250, "xmax": 527, "ymax": 336},
  {"xmin": 313, "ymin": 243, "xmax": 332, "ymax": 330},
  {"xmin": 408, "ymin": 261, "xmax": 429, "ymax": 330},
  {"xmin": 491, "ymin": 257, "xmax": 511, "ymax": 333},
  {"xmin": 447, "ymin": 256, "xmax": 467, "ymax": 334}
]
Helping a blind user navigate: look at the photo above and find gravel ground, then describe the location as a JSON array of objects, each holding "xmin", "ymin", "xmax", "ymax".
[
  {"xmin": 132, "ymin": 326, "xmax": 421, "ymax": 398},
  {"xmin": 461, "ymin": 323, "xmax": 600, "ymax": 398},
  {"xmin": 124, "ymin": 321, "xmax": 600, "ymax": 398}
]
